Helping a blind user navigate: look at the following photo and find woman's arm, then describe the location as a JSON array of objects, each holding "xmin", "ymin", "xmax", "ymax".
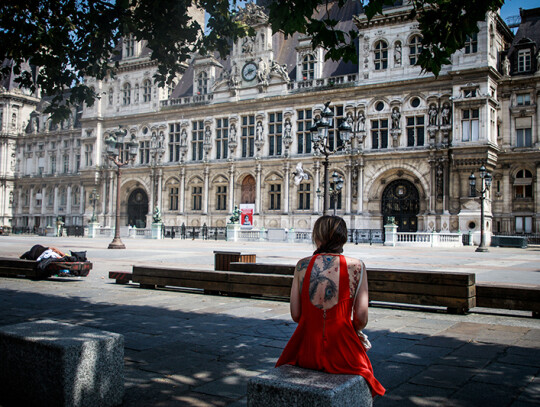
[
  {"xmin": 290, "ymin": 257, "xmax": 309, "ymax": 322},
  {"xmin": 352, "ymin": 261, "xmax": 369, "ymax": 332}
]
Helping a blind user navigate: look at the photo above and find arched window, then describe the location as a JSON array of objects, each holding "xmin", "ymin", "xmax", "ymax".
[
  {"xmin": 302, "ymin": 54, "xmax": 315, "ymax": 80},
  {"xmin": 409, "ymin": 35, "xmax": 422, "ymax": 65},
  {"xmin": 124, "ymin": 36, "xmax": 135, "ymax": 58},
  {"xmin": 122, "ymin": 83, "xmax": 131, "ymax": 105},
  {"xmin": 197, "ymin": 72, "xmax": 208, "ymax": 95},
  {"xmin": 143, "ymin": 79, "xmax": 152, "ymax": 102},
  {"xmin": 514, "ymin": 169, "xmax": 533, "ymax": 199},
  {"xmin": 374, "ymin": 41, "xmax": 388, "ymax": 70}
]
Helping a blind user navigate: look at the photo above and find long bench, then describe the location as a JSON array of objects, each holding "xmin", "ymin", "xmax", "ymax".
[
  {"xmin": 132, "ymin": 266, "xmax": 292, "ymax": 298},
  {"xmin": 0, "ymin": 257, "xmax": 93, "ymax": 279},
  {"xmin": 247, "ymin": 364, "xmax": 373, "ymax": 407},
  {"xmin": 476, "ymin": 282, "xmax": 540, "ymax": 318}
]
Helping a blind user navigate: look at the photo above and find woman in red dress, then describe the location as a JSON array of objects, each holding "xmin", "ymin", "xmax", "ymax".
[{"xmin": 276, "ymin": 215, "xmax": 385, "ymax": 397}]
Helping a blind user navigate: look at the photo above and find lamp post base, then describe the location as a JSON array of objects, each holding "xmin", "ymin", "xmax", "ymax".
[
  {"xmin": 108, "ymin": 237, "xmax": 126, "ymax": 249},
  {"xmin": 475, "ymin": 246, "xmax": 489, "ymax": 252}
]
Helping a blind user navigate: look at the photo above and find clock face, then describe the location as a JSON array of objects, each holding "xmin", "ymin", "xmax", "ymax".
[{"xmin": 242, "ymin": 62, "xmax": 257, "ymax": 81}]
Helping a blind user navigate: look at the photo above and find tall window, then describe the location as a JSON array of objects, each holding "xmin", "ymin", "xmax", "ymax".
[
  {"xmin": 169, "ymin": 123, "xmax": 182, "ymax": 162},
  {"xmin": 371, "ymin": 119, "xmax": 388, "ymax": 149},
  {"xmin": 143, "ymin": 79, "xmax": 152, "ymax": 102},
  {"xmin": 461, "ymin": 109, "xmax": 479, "ymax": 142},
  {"xmin": 516, "ymin": 124, "xmax": 532, "ymax": 148},
  {"xmin": 327, "ymin": 105, "xmax": 344, "ymax": 151},
  {"xmin": 515, "ymin": 216, "xmax": 532, "ymax": 234},
  {"xmin": 514, "ymin": 169, "xmax": 533, "ymax": 199},
  {"xmin": 122, "ymin": 83, "xmax": 131, "ymax": 105},
  {"xmin": 50, "ymin": 156, "xmax": 56, "ymax": 174},
  {"xmin": 406, "ymin": 116, "xmax": 425, "ymax": 146},
  {"xmin": 302, "ymin": 54, "xmax": 315, "ymax": 80},
  {"xmin": 216, "ymin": 185, "xmax": 227, "ymax": 211},
  {"xmin": 72, "ymin": 187, "xmax": 79, "ymax": 205},
  {"xmin": 192, "ymin": 120, "xmax": 204, "ymax": 161},
  {"xmin": 517, "ymin": 49, "xmax": 531, "ymax": 72},
  {"xmin": 84, "ymin": 144, "xmax": 93, "ymax": 166},
  {"xmin": 47, "ymin": 189, "xmax": 53, "ymax": 206},
  {"xmin": 192, "ymin": 186, "xmax": 202, "ymax": 210},
  {"xmin": 125, "ymin": 37, "xmax": 135, "ymax": 57},
  {"xmin": 197, "ymin": 72, "xmax": 208, "ymax": 95},
  {"xmin": 374, "ymin": 41, "xmax": 388, "ymax": 70},
  {"xmin": 268, "ymin": 112, "xmax": 283, "ymax": 156},
  {"xmin": 241, "ymin": 115, "xmax": 255, "ymax": 158},
  {"xmin": 464, "ymin": 32, "xmax": 478, "ymax": 54},
  {"xmin": 409, "ymin": 35, "xmax": 422, "ymax": 65},
  {"xmin": 60, "ymin": 188, "xmax": 67, "ymax": 206},
  {"xmin": 215, "ymin": 118, "xmax": 228, "ymax": 159},
  {"xmin": 329, "ymin": 181, "xmax": 342, "ymax": 211},
  {"xmin": 63, "ymin": 155, "xmax": 69, "ymax": 173},
  {"xmin": 298, "ymin": 183, "xmax": 311, "ymax": 210},
  {"xmin": 75, "ymin": 154, "xmax": 80, "ymax": 172},
  {"xmin": 269, "ymin": 184, "xmax": 281, "ymax": 210},
  {"xmin": 169, "ymin": 187, "xmax": 179, "ymax": 211},
  {"xmin": 297, "ymin": 109, "xmax": 312, "ymax": 154},
  {"xmin": 139, "ymin": 140, "xmax": 150, "ymax": 164},
  {"xmin": 517, "ymin": 94, "xmax": 531, "ymax": 106}
]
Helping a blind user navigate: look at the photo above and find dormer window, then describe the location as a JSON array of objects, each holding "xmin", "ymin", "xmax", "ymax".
[
  {"xmin": 463, "ymin": 88, "xmax": 477, "ymax": 98},
  {"xmin": 302, "ymin": 54, "xmax": 315, "ymax": 80},
  {"xmin": 197, "ymin": 72, "xmax": 208, "ymax": 95},
  {"xmin": 517, "ymin": 49, "xmax": 531, "ymax": 72},
  {"xmin": 374, "ymin": 41, "xmax": 388, "ymax": 70},
  {"xmin": 464, "ymin": 33, "xmax": 478, "ymax": 54},
  {"xmin": 124, "ymin": 37, "xmax": 135, "ymax": 58}
]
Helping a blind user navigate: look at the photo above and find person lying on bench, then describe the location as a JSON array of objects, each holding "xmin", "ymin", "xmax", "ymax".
[
  {"xmin": 20, "ymin": 244, "xmax": 87, "ymax": 272},
  {"xmin": 276, "ymin": 215, "xmax": 385, "ymax": 398}
]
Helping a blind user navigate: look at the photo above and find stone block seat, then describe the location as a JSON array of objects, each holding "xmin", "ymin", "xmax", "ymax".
[
  {"xmin": 247, "ymin": 364, "xmax": 373, "ymax": 407},
  {"xmin": 0, "ymin": 320, "xmax": 124, "ymax": 407}
]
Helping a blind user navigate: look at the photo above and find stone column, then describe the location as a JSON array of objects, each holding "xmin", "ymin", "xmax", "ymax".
[
  {"xmin": 66, "ymin": 184, "xmax": 72, "ymax": 216},
  {"xmin": 357, "ymin": 158, "xmax": 364, "ymax": 214},
  {"xmin": 149, "ymin": 168, "xmax": 156, "ymax": 213},
  {"xmin": 80, "ymin": 185, "xmax": 85, "ymax": 216},
  {"xmin": 29, "ymin": 186, "xmax": 35, "ymax": 221},
  {"xmin": 179, "ymin": 166, "xmax": 186, "ymax": 214},
  {"xmin": 53, "ymin": 185, "xmax": 59, "ymax": 215},
  {"xmin": 255, "ymin": 162, "xmax": 262, "ymax": 214},
  {"xmin": 345, "ymin": 160, "xmax": 352, "ymax": 214},
  {"xmin": 203, "ymin": 166, "xmax": 209, "ymax": 214},
  {"xmin": 157, "ymin": 168, "xmax": 163, "ymax": 213},
  {"xmin": 313, "ymin": 160, "xmax": 320, "ymax": 214},
  {"xmin": 283, "ymin": 161, "xmax": 290, "ymax": 214},
  {"xmin": 41, "ymin": 185, "xmax": 46, "ymax": 215},
  {"xmin": 429, "ymin": 157, "xmax": 436, "ymax": 213},
  {"xmin": 228, "ymin": 164, "xmax": 235, "ymax": 213}
]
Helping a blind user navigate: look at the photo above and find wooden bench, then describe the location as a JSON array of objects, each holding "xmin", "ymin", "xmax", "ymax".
[
  {"xmin": 132, "ymin": 265, "xmax": 292, "ymax": 298},
  {"xmin": 247, "ymin": 364, "xmax": 372, "ymax": 407},
  {"xmin": 0, "ymin": 257, "xmax": 92, "ymax": 279},
  {"xmin": 367, "ymin": 268, "xmax": 476, "ymax": 314},
  {"xmin": 214, "ymin": 251, "xmax": 256, "ymax": 271},
  {"xmin": 229, "ymin": 262, "xmax": 295, "ymax": 275},
  {"xmin": 108, "ymin": 271, "xmax": 133, "ymax": 284},
  {"xmin": 476, "ymin": 282, "xmax": 540, "ymax": 318}
]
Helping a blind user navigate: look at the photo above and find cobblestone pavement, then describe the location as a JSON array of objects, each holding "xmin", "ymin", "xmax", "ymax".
[{"xmin": 0, "ymin": 236, "xmax": 539, "ymax": 406}]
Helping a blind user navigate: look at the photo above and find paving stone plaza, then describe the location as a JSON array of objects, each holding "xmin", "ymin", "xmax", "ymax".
[{"xmin": 0, "ymin": 235, "xmax": 539, "ymax": 406}]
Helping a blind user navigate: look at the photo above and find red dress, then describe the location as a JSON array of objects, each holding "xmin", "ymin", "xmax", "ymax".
[{"xmin": 275, "ymin": 254, "xmax": 385, "ymax": 397}]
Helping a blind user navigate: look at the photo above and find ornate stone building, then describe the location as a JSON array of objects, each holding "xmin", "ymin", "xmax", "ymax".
[{"xmin": 2, "ymin": 3, "xmax": 539, "ymax": 238}]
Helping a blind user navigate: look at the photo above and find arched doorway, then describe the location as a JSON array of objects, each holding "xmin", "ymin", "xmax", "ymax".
[
  {"xmin": 241, "ymin": 175, "xmax": 256, "ymax": 204},
  {"xmin": 382, "ymin": 179, "xmax": 419, "ymax": 232},
  {"xmin": 127, "ymin": 188, "xmax": 148, "ymax": 228}
]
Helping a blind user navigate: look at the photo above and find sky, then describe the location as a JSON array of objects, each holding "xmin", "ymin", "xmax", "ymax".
[{"xmin": 500, "ymin": 0, "xmax": 538, "ymax": 21}]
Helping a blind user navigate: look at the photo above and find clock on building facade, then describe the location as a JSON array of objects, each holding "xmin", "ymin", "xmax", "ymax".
[{"xmin": 242, "ymin": 62, "xmax": 257, "ymax": 81}]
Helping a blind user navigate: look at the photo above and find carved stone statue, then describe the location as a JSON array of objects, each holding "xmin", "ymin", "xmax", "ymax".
[
  {"xmin": 428, "ymin": 104, "xmax": 438, "ymax": 126},
  {"xmin": 256, "ymin": 121, "xmax": 263, "ymax": 141},
  {"xmin": 229, "ymin": 205, "xmax": 241, "ymax": 224},
  {"xmin": 391, "ymin": 107, "xmax": 401, "ymax": 129},
  {"xmin": 270, "ymin": 60, "xmax": 290, "ymax": 82},
  {"xmin": 358, "ymin": 111, "xmax": 366, "ymax": 132},
  {"xmin": 257, "ymin": 58, "xmax": 268, "ymax": 85},
  {"xmin": 394, "ymin": 42, "xmax": 402, "ymax": 66},
  {"xmin": 441, "ymin": 103, "xmax": 452, "ymax": 126},
  {"xmin": 152, "ymin": 206, "xmax": 162, "ymax": 223},
  {"xmin": 502, "ymin": 56, "xmax": 511, "ymax": 76}
]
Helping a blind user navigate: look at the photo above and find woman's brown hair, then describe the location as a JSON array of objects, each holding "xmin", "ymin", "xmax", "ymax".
[{"xmin": 312, "ymin": 215, "xmax": 348, "ymax": 254}]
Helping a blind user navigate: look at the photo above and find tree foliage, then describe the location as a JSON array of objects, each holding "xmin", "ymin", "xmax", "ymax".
[{"xmin": 0, "ymin": 0, "xmax": 504, "ymax": 122}]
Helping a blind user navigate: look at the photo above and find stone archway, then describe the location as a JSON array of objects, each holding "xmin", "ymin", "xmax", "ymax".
[
  {"xmin": 241, "ymin": 175, "xmax": 255, "ymax": 204},
  {"xmin": 127, "ymin": 188, "xmax": 149, "ymax": 228},
  {"xmin": 381, "ymin": 179, "xmax": 420, "ymax": 232}
]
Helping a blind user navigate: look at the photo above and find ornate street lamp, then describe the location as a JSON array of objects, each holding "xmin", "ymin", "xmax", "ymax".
[
  {"xmin": 329, "ymin": 171, "xmax": 344, "ymax": 216},
  {"xmin": 469, "ymin": 165, "xmax": 492, "ymax": 252},
  {"xmin": 105, "ymin": 126, "xmax": 139, "ymax": 249},
  {"xmin": 310, "ymin": 101, "xmax": 354, "ymax": 215},
  {"xmin": 89, "ymin": 188, "xmax": 100, "ymax": 223}
]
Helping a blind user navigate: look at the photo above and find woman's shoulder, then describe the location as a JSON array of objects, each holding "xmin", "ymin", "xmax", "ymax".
[
  {"xmin": 344, "ymin": 256, "xmax": 365, "ymax": 270},
  {"xmin": 295, "ymin": 256, "xmax": 312, "ymax": 272}
]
